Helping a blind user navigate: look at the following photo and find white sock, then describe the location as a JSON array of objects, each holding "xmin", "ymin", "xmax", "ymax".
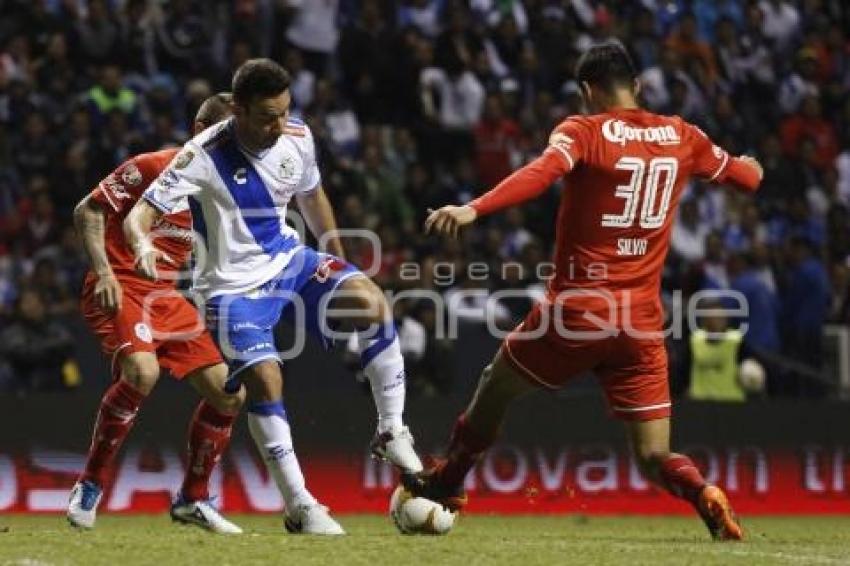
[
  {"xmin": 358, "ymin": 324, "xmax": 406, "ymax": 433},
  {"xmin": 246, "ymin": 401, "xmax": 317, "ymax": 511}
]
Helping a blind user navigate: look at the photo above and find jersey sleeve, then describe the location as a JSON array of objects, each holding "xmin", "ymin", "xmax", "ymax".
[
  {"xmin": 469, "ymin": 152, "xmax": 567, "ymax": 216},
  {"xmin": 295, "ymin": 125, "xmax": 321, "ymax": 194},
  {"xmin": 687, "ymin": 123, "xmax": 760, "ymax": 191},
  {"xmin": 687, "ymin": 124, "xmax": 731, "ymax": 181},
  {"xmin": 142, "ymin": 143, "xmax": 207, "ymax": 214},
  {"xmin": 468, "ymin": 117, "xmax": 588, "ymax": 216},
  {"xmin": 542, "ymin": 117, "xmax": 591, "ymax": 172},
  {"xmin": 90, "ymin": 156, "xmax": 156, "ymax": 215}
]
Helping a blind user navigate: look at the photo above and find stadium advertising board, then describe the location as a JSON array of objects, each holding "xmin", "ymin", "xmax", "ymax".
[
  {"xmin": 2, "ymin": 442, "xmax": 849, "ymax": 514},
  {"xmin": 3, "ymin": 387, "xmax": 849, "ymax": 515}
]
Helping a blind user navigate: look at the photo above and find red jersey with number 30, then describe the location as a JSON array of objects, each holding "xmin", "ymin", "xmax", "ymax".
[
  {"xmin": 88, "ymin": 149, "xmax": 193, "ymax": 289},
  {"xmin": 470, "ymin": 107, "xmax": 760, "ymax": 329}
]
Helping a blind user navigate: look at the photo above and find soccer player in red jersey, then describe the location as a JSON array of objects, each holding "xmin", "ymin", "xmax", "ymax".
[
  {"xmin": 405, "ymin": 43, "xmax": 762, "ymax": 540},
  {"xmin": 67, "ymin": 94, "xmax": 245, "ymax": 534}
]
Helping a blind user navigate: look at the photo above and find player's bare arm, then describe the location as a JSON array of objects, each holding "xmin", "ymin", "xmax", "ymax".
[
  {"xmin": 124, "ymin": 200, "xmax": 176, "ymax": 280},
  {"xmin": 73, "ymin": 195, "xmax": 122, "ymax": 313},
  {"xmin": 295, "ymin": 185, "xmax": 346, "ymax": 259}
]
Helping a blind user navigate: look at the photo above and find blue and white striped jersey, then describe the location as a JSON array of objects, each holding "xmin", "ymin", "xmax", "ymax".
[{"xmin": 143, "ymin": 117, "xmax": 320, "ymax": 297}]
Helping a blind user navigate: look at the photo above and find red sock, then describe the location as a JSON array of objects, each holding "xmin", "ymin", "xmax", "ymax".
[
  {"xmin": 81, "ymin": 380, "xmax": 146, "ymax": 488},
  {"xmin": 180, "ymin": 401, "xmax": 235, "ymax": 502},
  {"xmin": 659, "ymin": 454, "xmax": 706, "ymax": 505},
  {"xmin": 439, "ymin": 413, "xmax": 497, "ymax": 488}
]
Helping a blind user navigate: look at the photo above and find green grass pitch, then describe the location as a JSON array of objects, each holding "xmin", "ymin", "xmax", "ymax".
[{"xmin": 1, "ymin": 515, "xmax": 849, "ymax": 566}]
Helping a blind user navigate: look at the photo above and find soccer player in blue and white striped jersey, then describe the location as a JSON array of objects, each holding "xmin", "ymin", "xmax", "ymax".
[{"xmin": 124, "ymin": 59, "xmax": 422, "ymax": 535}]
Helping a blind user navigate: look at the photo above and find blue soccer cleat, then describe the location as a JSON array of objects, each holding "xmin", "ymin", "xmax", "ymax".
[{"xmin": 67, "ymin": 479, "xmax": 103, "ymax": 529}]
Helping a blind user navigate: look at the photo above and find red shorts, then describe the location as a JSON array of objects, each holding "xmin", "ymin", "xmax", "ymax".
[
  {"xmin": 80, "ymin": 276, "xmax": 222, "ymax": 380},
  {"xmin": 501, "ymin": 302, "xmax": 670, "ymax": 421}
]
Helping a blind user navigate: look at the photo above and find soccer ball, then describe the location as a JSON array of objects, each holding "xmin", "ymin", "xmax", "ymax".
[
  {"xmin": 738, "ymin": 358, "xmax": 766, "ymax": 392},
  {"xmin": 389, "ymin": 485, "xmax": 456, "ymax": 535}
]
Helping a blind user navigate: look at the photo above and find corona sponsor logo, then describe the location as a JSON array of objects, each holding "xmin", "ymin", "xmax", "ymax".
[{"xmin": 601, "ymin": 119, "xmax": 680, "ymax": 146}]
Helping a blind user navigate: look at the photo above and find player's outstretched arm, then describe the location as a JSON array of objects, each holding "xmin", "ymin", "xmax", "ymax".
[
  {"xmin": 124, "ymin": 200, "xmax": 175, "ymax": 280},
  {"xmin": 424, "ymin": 150, "xmax": 569, "ymax": 239},
  {"xmin": 470, "ymin": 151, "xmax": 569, "ymax": 216},
  {"xmin": 73, "ymin": 195, "xmax": 122, "ymax": 313},
  {"xmin": 424, "ymin": 118, "xmax": 583, "ymax": 238},
  {"xmin": 295, "ymin": 185, "xmax": 346, "ymax": 259}
]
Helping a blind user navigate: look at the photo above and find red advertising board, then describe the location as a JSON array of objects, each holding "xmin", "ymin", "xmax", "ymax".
[{"xmin": 2, "ymin": 443, "xmax": 849, "ymax": 515}]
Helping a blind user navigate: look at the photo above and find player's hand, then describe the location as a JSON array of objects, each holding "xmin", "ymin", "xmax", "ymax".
[
  {"xmin": 94, "ymin": 273, "xmax": 122, "ymax": 314},
  {"xmin": 135, "ymin": 246, "xmax": 177, "ymax": 281},
  {"xmin": 424, "ymin": 205, "xmax": 478, "ymax": 238},
  {"xmin": 738, "ymin": 155, "xmax": 763, "ymax": 181}
]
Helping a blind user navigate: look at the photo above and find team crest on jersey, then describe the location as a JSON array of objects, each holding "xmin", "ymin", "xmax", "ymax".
[
  {"xmin": 101, "ymin": 174, "xmax": 131, "ymax": 200},
  {"xmin": 121, "ymin": 163, "xmax": 143, "ymax": 186},
  {"xmin": 160, "ymin": 169, "xmax": 179, "ymax": 188},
  {"xmin": 173, "ymin": 149, "xmax": 195, "ymax": 169},
  {"xmin": 280, "ymin": 156, "xmax": 297, "ymax": 182},
  {"xmin": 134, "ymin": 323, "xmax": 153, "ymax": 343},
  {"xmin": 233, "ymin": 168, "xmax": 248, "ymax": 185}
]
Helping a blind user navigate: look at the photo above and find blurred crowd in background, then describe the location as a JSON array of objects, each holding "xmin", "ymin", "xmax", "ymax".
[{"xmin": 0, "ymin": 0, "xmax": 849, "ymax": 398}]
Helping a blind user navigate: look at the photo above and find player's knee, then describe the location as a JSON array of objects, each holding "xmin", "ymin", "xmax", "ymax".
[
  {"xmin": 187, "ymin": 364, "xmax": 247, "ymax": 414},
  {"xmin": 242, "ymin": 361, "xmax": 282, "ymax": 401},
  {"xmin": 120, "ymin": 356, "xmax": 160, "ymax": 394},
  {"xmin": 211, "ymin": 386, "xmax": 246, "ymax": 415},
  {"xmin": 340, "ymin": 277, "xmax": 389, "ymax": 325}
]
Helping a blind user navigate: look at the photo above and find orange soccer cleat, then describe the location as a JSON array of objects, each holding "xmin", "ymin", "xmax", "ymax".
[{"xmin": 697, "ymin": 485, "xmax": 744, "ymax": 541}]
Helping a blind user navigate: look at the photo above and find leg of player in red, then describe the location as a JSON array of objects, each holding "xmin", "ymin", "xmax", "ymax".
[
  {"xmin": 69, "ymin": 350, "xmax": 244, "ymax": 534},
  {"xmin": 401, "ymin": 352, "xmax": 534, "ymax": 510},
  {"xmin": 68, "ymin": 90, "xmax": 243, "ymax": 532},
  {"xmin": 172, "ymin": 358, "xmax": 243, "ymax": 521},
  {"xmin": 625, "ymin": 418, "xmax": 742, "ymax": 540},
  {"xmin": 409, "ymin": 39, "xmax": 758, "ymax": 540},
  {"xmin": 403, "ymin": 351, "xmax": 743, "ymax": 541}
]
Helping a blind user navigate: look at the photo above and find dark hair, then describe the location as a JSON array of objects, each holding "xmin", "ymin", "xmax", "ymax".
[
  {"xmin": 195, "ymin": 92, "xmax": 232, "ymax": 126},
  {"xmin": 575, "ymin": 41, "xmax": 637, "ymax": 93},
  {"xmin": 232, "ymin": 58, "xmax": 291, "ymax": 106}
]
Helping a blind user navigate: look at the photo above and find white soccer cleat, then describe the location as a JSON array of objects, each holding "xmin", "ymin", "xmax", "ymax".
[
  {"xmin": 284, "ymin": 504, "xmax": 346, "ymax": 535},
  {"xmin": 67, "ymin": 479, "xmax": 103, "ymax": 530},
  {"xmin": 170, "ymin": 496, "xmax": 243, "ymax": 534},
  {"xmin": 371, "ymin": 425, "xmax": 424, "ymax": 473}
]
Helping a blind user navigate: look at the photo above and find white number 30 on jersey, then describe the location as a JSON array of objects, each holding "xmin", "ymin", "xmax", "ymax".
[{"xmin": 601, "ymin": 157, "xmax": 678, "ymax": 229}]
